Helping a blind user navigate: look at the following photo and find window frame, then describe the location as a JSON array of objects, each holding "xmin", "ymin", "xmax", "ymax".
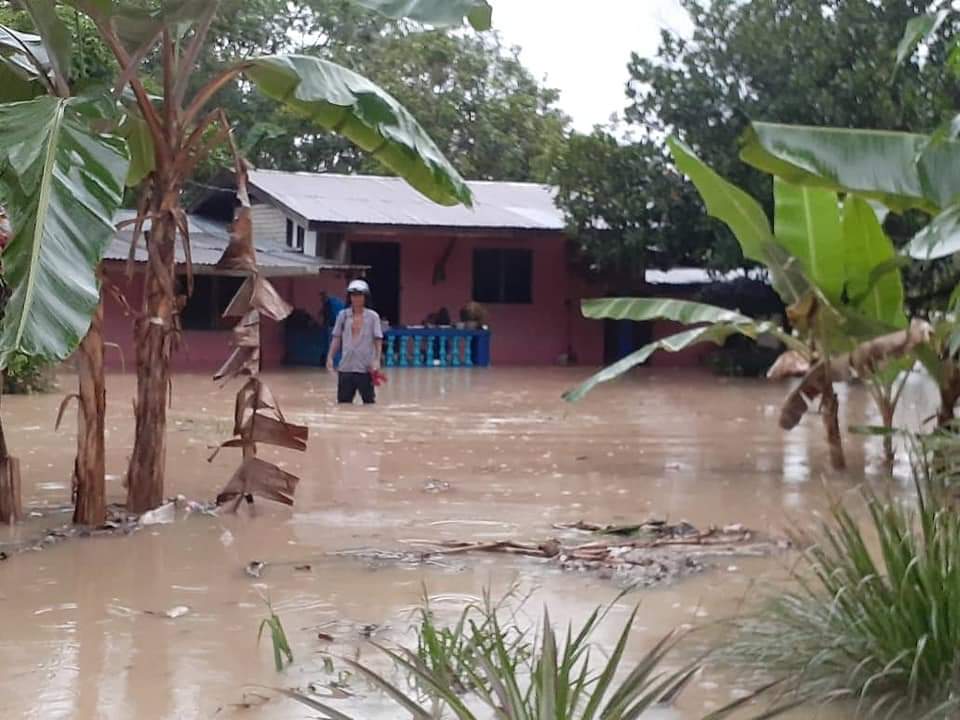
[
  {"xmin": 178, "ymin": 275, "xmax": 246, "ymax": 331},
  {"xmin": 472, "ymin": 247, "xmax": 533, "ymax": 305}
]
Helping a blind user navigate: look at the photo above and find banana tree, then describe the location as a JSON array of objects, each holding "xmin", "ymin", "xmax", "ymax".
[
  {"xmin": 1, "ymin": 0, "xmax": 490, "ymax": 516},
  {"xmin": 0, "ymin": 78, "xmax": 129, "ymax": 523},
  {"xmin": 565, "ymin": 140, "xmax": 918, "ymax": 471},
  {"xmin": 738, "ymin": 129, "xmax": 960, "ymax": 428}
]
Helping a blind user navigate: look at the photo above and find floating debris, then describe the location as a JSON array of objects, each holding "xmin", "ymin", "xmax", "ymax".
[
  {"xmin": 139, "ymin": 501, "xmax": 176, "ymax": 526},
  {"xmin": 245, "ymin": 561, "xmax": 266, "ymax": 578},
  {"xmin": 145, "ymin": 605, "xmax": 190, "ymax": 619},
  {"xmin": 332, "ymin": 520, "xmax": 788, "ymax": 587},
  {"xmin": 423, "ymin": 479, "xmax": 452, "ymax": 493}
]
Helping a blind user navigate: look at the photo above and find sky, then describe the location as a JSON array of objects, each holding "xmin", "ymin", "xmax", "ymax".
[{"xmin": 490, "ymin": 1, "xmax": 693, "ymax": 132}]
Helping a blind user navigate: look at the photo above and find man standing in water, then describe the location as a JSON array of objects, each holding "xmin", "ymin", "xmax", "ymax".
[{"xmin": 326, "ymin": 279, "xmax": 383, "ymax": 404}]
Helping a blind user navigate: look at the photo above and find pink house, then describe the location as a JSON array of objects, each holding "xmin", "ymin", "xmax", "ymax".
[{"xmin": 101, "ymin": 171, "xmax": 607, "ymax": 370}]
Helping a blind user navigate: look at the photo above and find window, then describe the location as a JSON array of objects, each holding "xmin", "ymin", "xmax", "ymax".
[
  {"xmin": 295, "ymin": 225, "xmax": 305, "ymax": 251},
  {"xmin": 285, "ymin": 218, "xmax": 294, "ymax": 248},
  {"xmin": 316, "ymin": 231, "xmax": 345, "ymax": 260},
  {"xmin": 473, "ymin": 248, "xmax": 533, "ymax": 304},
  {"xmin": 179, "ymin": 275, "xmax": 246, "ymax": 331}
]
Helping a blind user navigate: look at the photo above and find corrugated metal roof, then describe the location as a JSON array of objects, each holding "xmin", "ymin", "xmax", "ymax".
[
  {"xmin": 247, "ymin": 170, "xmax": 566, "ymax": 230},
  {"xmin": 105, "ymin": 210, "xmax": 367, "ymax": 275}
]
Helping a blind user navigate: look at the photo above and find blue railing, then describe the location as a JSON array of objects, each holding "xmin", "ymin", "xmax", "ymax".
[{"xmin": 384, "ymin": 328, "xmax": 491, "ymax": 368}]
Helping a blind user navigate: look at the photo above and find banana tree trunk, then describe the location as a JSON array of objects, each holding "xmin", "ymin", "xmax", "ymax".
[
  {"xmin": 73, "ymin": 289, "xmax": 106, "ymax": 526},
  {"xmin": 821, "ymin": 378, "xmax": 846, "ymax": 471},
  {"xmin": 126, "ymin": 200, "xmax": 178, "ymax": 513},
  {"xmin": 0, "ymin": 385, "xmax": 22, "ymax": 524}
]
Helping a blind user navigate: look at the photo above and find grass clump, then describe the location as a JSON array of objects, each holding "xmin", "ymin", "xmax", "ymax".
[
  {"xmin": 283, "ymin": 589, "xmax": 779, "ymax": 719},
  {"xmin": 729, "ymin": 448, "xmax": 960, "ymax": 718}
]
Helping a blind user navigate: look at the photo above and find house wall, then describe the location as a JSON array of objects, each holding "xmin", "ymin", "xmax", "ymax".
[
  {"xmin": 250, "ymin": 204, "xmax": 289, "ymax": 247},
  {"xmin": 99, "ymin": 263, "xmax": 339, "ymax": 372},
  {"xmin": 347, "ymin": 230, "xmax": 605, "ymax": 366}
]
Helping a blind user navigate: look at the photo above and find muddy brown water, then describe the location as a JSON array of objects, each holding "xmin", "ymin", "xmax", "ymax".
[{"xmin": 0, "ymin": 368, "xmax": 940, "ymax": 719}]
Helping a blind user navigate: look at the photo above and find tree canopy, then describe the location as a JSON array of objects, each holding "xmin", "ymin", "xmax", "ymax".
[
  {"xmin": 1, "ymin": 0, "xmax": 567, "ymax": 187},
  {"xmin": 184, "ymin": 0, "xmax": 568, "ymax": 185},
  {"xmin": 554, "ymin": 0, "xmax": 960, "ymax": 288}
]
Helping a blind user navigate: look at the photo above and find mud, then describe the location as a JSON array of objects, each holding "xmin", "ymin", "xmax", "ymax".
[{"xmin": 0, "ymin": 368, "xmax": 940, "ymax": 718}]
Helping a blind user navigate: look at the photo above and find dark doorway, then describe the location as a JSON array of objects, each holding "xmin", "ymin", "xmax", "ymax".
[
  {"xmin": 350, "ymin": 241, "xmax": 401, "ymax": 324},
  {"xmin": 603, "ymin": 319, "xmax": 654, "ymax": 365}
]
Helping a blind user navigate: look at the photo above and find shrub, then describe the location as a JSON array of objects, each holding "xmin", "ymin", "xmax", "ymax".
[
  {"xmin": 728, "ymin": 449, "xmax": 960, "ymax": 718},
  {"xmin": 3, "ymin": 352, "xmax": 55, "ymax": 394}
]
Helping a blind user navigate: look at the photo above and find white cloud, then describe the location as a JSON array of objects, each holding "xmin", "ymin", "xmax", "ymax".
[{"xmin": 490, "ymin": 0, "xmax": 692, "ymax": 132}]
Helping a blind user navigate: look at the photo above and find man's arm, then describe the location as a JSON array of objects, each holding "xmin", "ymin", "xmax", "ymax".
[
  {"xmin": 372, "ymin": 338, "xmax": 383, "ymax": 371},
  {"xmin": 326, "ymin": 336, "xmax": 341, "ymax": 371}
]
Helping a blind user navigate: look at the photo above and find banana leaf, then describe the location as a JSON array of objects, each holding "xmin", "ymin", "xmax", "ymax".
[
  {"xmin": 66, "ymin": 0, "xmax": 213, "ymax": 53},
  {"xmin": 906, "ymin": 203, "xmax": 960, "ymax": 260},
  {"xmin": 117, "ymin": 109, "xmax": 155, "ymax": 186},
  {"xmin": 564, "ymin": 323, "xmax": 793, "ymax": 403},
  {"xmin": 20, "ymin": 0, "xmax": 71, "ymax": 90},
  {"xmin": 0, "ymin": 95, "xmax": 129, "ymax": 367},
  {"xmin": 668, "ymin": 137, "xmax": 807, "ymax": 304},
  {"xmin": 740, "ymin": 122, "xmax": 945, "ymax": 213},
  {"xmin": 896, "ymin": 11, "xmax": 949, "ymax": 66},
  {"xmin": 773, "ymin": 179, "xmax": 844, "ymax": 304},
  {"xmin": 0, "ymin": 25, "xmax": 50, "ymax": 100},
  {"xmin": 564, "ymin": 298, "xmax": 804, "ymax": 402},
  {"xmin": 841, "ymin": 196, "xmax": 907, "ymax": 329},
  {"xmin": 246, "ymin": 54, "xmax": 472, "ymax": 207},
  {"xmin": 350, "ymin": 0, "xmax": 492, "ymax": 29}
]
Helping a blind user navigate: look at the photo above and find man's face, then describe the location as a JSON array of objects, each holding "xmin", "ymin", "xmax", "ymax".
[{"xmin": 349, "ymin": 292, "xmax": 365, "ymax": 309}]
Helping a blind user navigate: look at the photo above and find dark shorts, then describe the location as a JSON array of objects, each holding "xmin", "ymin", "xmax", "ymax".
[{"xmin": 337, "ymin": 371, "xmax": 375, "ymax": 404}]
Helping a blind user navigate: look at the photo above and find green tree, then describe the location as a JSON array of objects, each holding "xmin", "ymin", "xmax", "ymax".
[
  {"xmin": 558, "ymin": 0, "xmax": 959, "ymax": 283},
  {"xmin": 551, "ymin": 130, "xmax": 736, "ymax": 290},
  {"xmin": 231, "ymin": 10, "xmax": 569, "ymax": 181},
  {"xmin": 629, "ymin": 0, "xmax": 956, "ymax": 188},
  {"xmin": 178, "ymin": 0, "xmax": 568, "ymax": 185}
]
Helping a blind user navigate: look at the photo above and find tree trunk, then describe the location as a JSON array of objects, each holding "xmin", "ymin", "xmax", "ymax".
[
  {"xmin": 74, "ymin": 291, "xmax": 107, "ymax": 526},
  {"xmin": 0, "ymin": 386, "xmax": 22, "ymax": 524},
  {"xmin": 822, "ymin": 379, "xmax": 846, "ymax": 471},
  {"xmin": 126, "ymin": 204, "xmax": 178, "ymax": 513}
]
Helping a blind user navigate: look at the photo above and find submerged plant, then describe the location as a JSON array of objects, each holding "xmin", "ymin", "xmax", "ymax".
[
  {"xmin": 258, "ymin": 598, "xmax": 294, "ymax": 672},
  {"xmin": 728, "ymin": 451, "xmax": 960, "ymax": 718},
  {"xmin": 281, "ymin": 592, "xmax": 785, "ymax": 719}
]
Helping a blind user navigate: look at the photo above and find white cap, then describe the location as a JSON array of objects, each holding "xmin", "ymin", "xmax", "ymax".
[{"xmin": 347, "ymin": 279, "xmax": 370, "ymax": 294}]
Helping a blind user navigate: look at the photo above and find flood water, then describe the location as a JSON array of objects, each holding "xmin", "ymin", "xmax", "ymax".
[{"xmin": 0, "ymin": 368, "xmax": 940, "ymax": 719}]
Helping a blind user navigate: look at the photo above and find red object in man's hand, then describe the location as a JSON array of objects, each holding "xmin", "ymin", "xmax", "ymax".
[{"xmin": 370, "ymin": 369, "xmax": 388, "ymax": 387}]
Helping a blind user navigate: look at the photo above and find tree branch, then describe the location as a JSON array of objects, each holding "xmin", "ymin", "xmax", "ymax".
[
  {"xmin": 181, "ymin": 62, "xmax": 249, "ymax": 131},
  {"xmin": 171, "ymin": 0, "xmax": 220, "ymax": 110},
  {"xmin": 162, "ymin": 29, "xmax": 176, "ymax": 150},
  {"xmin": 93, "ymin": 17, "xmax": 169, "ymax": 158},
  {"xmin": 112, "ymin": 27, "xmax": 162, "ymax": 98}
]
